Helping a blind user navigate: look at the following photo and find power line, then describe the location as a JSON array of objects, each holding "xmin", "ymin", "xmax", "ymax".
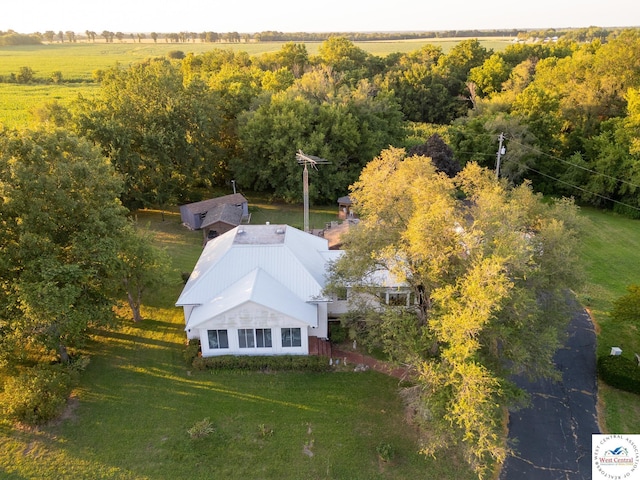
[
  {"xmin": 522, "ymin": 165, "xmax": 640, "ymax": 213},
  {"xmin": 507, "ymin": 138, "xmax": 640, "ymax": 191}
]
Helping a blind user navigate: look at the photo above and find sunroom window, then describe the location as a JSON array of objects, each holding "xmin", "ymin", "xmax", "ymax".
[
  {"xmin": 207, "ymin": 330, "xmax": 229, "ymax": 349},
  {"xmin": 281, "ymin": 327, "xmax": 302, "ymax": 347}
]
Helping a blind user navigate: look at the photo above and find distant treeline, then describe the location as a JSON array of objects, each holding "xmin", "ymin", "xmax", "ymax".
[
  {"xmin": 0, "ymin": 31, "xmax": 41, "ymax": 45},
  {"xmin": 0, "ymin": 27, "xmax": 632, "ymax": 45}
]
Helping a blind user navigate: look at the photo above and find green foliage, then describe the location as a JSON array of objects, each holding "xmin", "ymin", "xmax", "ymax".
[
  {"xmin": 72, "ymin": 58, "xmax": 225, "ymax": 209},
  {"xmin": 183, "ymin": 338, "xmax": 201, "ymax": 364},
  {"xmin": 329, "ymin": 323, "xmax": 348, "ymax": 344},
  {"xmin": 191, "ymin": 354, "xmax": 331, "ymax": 372},
  {"xmin": 0, "ymin": 128, "xmax": 130, "ymax": 364},
  {"xmin": 16, "ymin": 66, "xmax": 36, "ymax": 84},
  {"xmin": 187, "ymin": 417, "xmax": 215, "ymax": 439},
  {"xmin": 2, "ymin": 364, "xmax": 76, "ymax": 425},
  {"xmin": 597, "ymin": 355, "xmax": 640, "ymax": 395},
  {"xmin": 330, "ymin": 148, "xmax": 583, "ymax": 477},
  {"xmin": 376, "ymin": 441, "xmax": 396, "ymax": 462},
  {"xmin": 611, "ymin": 284, "xmax": 640, "ymax": 324}
]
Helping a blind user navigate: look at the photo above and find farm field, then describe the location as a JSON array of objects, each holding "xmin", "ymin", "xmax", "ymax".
[{"xmin": 0, "ymin": 37, "xmax": 514, "ymax": 128}]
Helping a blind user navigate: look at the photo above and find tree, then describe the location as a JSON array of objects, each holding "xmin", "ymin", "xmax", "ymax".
[
  {"xmin": 234, "ymin": 72, "xmax": 404, "ymax": 203},
  {"xmin": 72, "ymin": 58, "xmax": 225, "ymax": 209},
  {"xmin": 610, "ymin": 285, "xmax": 640, "ymax": 325},
  {"xmin": 0, "ymin": 129, "xmax": 130, "ymax": 364},
  {"xmin": 115, "ymin": 226, "xmax": 171, "ymax": 323},
  {"xmin": 327, "ymin": 148, "xmax": 583, "ymax": 477},
  {"xmin": 407, "ymin": 133, "xmax": 461, "ymax": 177},
  {"xmin": 16, "ymin": 66, "xmax": 35, "ymax": 84}
]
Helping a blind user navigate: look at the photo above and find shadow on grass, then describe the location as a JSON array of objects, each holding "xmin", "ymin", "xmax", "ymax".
[{"xmin": 90, "ymin": 328, "xmax": 180, "ymax": 350}]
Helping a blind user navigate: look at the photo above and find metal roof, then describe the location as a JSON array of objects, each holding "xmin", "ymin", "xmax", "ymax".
[
  {"xmin": 181, "ymin": 193, "xmax": 247, "ymax": 215},
  {"xmin": 176, "ymin": 225, "xmax": 338, "ymax": 311}
]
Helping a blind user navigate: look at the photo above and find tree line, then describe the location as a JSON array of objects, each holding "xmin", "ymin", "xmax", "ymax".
[
  {"xmin": 27, "ymin": 29, "xmax": 640, "ymax": 217},
  {"xmin": 1, "ymin": 26, "xmax": 627, "ymax": 45}
]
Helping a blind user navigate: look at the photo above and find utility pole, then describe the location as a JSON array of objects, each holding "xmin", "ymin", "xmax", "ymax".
[
  {"xmin": 495, "ymin": 132, "xmax": 506, "ymax": 179},
  {"xmin": 296, "ymin": 150, "xmax": 329, "ymax": 233}
]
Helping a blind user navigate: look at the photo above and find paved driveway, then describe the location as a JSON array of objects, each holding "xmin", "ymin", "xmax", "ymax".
[{"xmin": 500, "ymin": 302, "xmax": 600, "ymax": 480}]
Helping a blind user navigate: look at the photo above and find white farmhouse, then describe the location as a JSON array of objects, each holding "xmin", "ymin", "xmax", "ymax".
[{"xmin": 176, "ymin": 224, "xmax": 347, "ymax": 357}]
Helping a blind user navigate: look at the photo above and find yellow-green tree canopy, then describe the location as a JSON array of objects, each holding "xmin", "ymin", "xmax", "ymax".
[{"xmin": 328, "ymin": 147, "xmax": 584, "ymax": 477}]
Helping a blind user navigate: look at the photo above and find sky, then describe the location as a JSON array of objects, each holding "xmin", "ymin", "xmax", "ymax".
[{"xmin": 2, "ymin": 0, "xmax": 638, "ymax": 34}]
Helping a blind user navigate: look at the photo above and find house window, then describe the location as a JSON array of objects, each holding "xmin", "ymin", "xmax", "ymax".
[
  {"xmin": 256, "ymin": 328, "xmax": 272, "ymax": 348},
  {"xmin": 281, "ymin": 328, "xmax": 302, "ymax": 347},
  {"xmin": 238, "ymin": 328, "xmax": 273, "ymax": 348},
  {"xmin": 388, "ymin": 292, "xmax": 408, "ymax": 306},
  {"xmin": 208, "ymin": 330, "xmax": 229, "ymax": 349},
  {"xmin": 238, "ymin": 329, "xmax": 255, "ymax": 348}
]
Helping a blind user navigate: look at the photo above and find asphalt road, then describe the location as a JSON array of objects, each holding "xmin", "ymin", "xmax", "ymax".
[{"xmin": 500, "ymin": 301, "xmax": 600, "ymax": 480}]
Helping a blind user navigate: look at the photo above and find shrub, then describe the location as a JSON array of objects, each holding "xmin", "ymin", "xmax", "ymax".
[
  {"xmin": 191, "ymin": 354, "xmax": 331, "ymax": 372},
  {"xmin": 187, "ymin": 418, "xmax": 215, "ymax": 439},
  {"xmin": 2, "ymin": 365, "xmax": 75, "ymax": 425},
  {"xmin": 329, "ymin": 322, "xmax": 348, "ymax": 344},
  {"xmin": 184, "ymin": 339, "xmax": 201, "ymax": 364},
  {"xmin": 168, "ymin": 50, "xmax": 185, "ymax": 60},
  {"xmin": 597, "ymin": 355, "xmax": 640, "ymax": 395},
  {"xmin": 376, "ymin": 441, "xmax": 396, "ymax": 462}
]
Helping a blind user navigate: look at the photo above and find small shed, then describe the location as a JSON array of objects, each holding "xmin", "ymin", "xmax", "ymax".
[
  {"xmin": 201, "ymin": 203, "xmax": 244, "ymax": 242},
  {"xmin": 180, "ymin": 193, "xmax": 248, "ymax": 231},
  {"xmin": 337, "ymin": 195, "xmax": 356, "ymax": 220}
]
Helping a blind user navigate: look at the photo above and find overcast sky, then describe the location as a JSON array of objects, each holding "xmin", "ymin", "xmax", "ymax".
[{"xmin": 2, "ymin": 0, "xmax": 638, "ymax": 33}]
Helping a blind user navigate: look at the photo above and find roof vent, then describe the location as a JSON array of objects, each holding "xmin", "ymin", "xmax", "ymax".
[
  {"xmin": 237, "ymin": 228, "xmax": 245, "ymax": 234},
  {"xmin": 276, "ymin": 228, "xmax": 285, "ymax": 234}
]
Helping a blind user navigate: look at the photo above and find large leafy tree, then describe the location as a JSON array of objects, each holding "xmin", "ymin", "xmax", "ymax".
[
  {"xmin": 234, "ymin": 69, "xmax": 405, "ymax": 203},
  {"xmin": 72, "ymin": 58, "xmax": 224, "ymax": 209},
  {"xmin": 0, "ymin": 129, "xmax": 130, "ymax": 364},
  {"xmin": 327, "ymin": 148, "xmax": 583, "ymax": 477}
]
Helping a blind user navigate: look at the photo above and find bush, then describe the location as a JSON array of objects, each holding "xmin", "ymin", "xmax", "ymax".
[
  {"xmin": 329, "ymin": 322, "xmax": 348, "ymax": 344},
  {"xmin": 2, "ymin": 365, "xmax": 75, "ymax": 425},
  {"xmin": 597, "ymin": 355, "xmax": 640, "ymax": 395},
  {"xmin": 184, "ymin": 338, "xmax": 201, "ymax": 364},
  {"xmin": 187, "ymin": 417, "xmax": 215, "ymax": 439},
  {"xmin": 376, "ymin": 441, "xmax": 396, "ymax": 462},
  {"xmin": 191, "ymin": 354, "xmax": 331, "ymax": 372}
]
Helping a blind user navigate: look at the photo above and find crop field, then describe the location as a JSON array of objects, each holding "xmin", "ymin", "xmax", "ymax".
[{"xmin": 0, "ymin": 37, "xmax": 514, "ymax": 128}]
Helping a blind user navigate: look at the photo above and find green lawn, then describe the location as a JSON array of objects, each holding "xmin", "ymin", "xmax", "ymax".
[
  {"xmin": 0, "ymin": 209, "xmax": 476, "ymax": 480},
  {"xmin": 576, "ymin": 207, "xmax": 640, "ymax": 434},
  {"xmin": 2, "ymin": 203, "xmax": 638, "ymax": 478}
]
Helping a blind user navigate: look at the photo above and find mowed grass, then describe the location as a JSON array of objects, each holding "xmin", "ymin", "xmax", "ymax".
[
  {"xmin": 576, "ymin": 207, "xmax": 640, "ymax": 434},
  {"xmin": 0, "ymin": 209, "xmax": 476, "ymax": 480}
]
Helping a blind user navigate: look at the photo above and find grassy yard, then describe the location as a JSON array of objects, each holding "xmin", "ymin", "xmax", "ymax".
[
  {"xmin": 1, "ymin": 203, "xmax": 638, "ymax": 479},
  {"xmin": 576, "ymin": 207, "xmax": 640, "ymax": 434},
  {"xmin": 0, "ymin": 209, "xmax": 476, "ymax": 480}
]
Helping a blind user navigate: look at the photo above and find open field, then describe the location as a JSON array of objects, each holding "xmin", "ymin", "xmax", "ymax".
[{"xmin": 0, "ymin": 38, "xmax": 514, "ymax": 128}]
